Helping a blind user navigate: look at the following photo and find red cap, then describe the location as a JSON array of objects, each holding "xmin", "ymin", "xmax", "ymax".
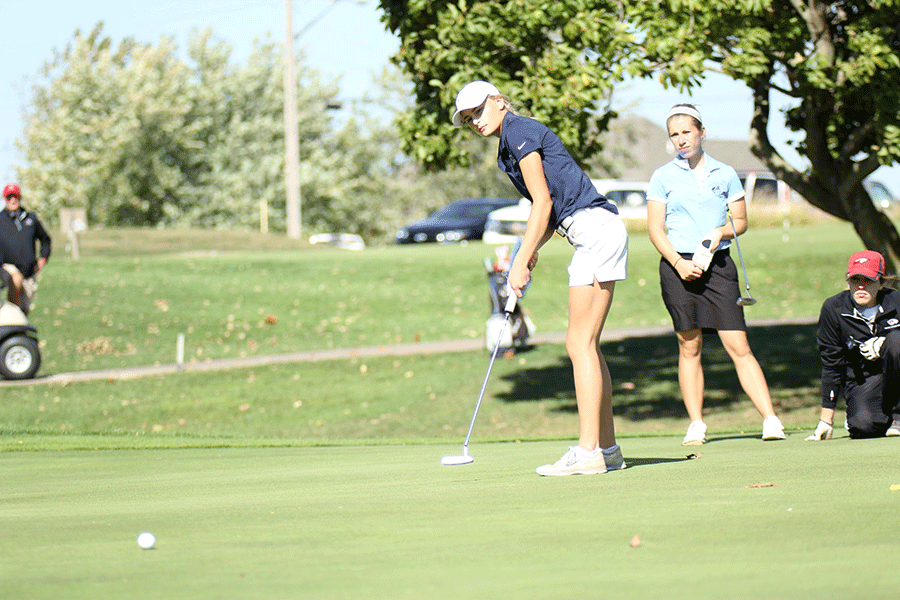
[
  {"xmin": 847, "ymin": 250, "xmax": 885, "ymax": 281},
  {"xmin": 3, "ymin": 183, "xmax": 20, "ymax": 198}
]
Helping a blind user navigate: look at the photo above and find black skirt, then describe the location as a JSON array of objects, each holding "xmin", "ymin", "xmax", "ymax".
[{"xmin": 659, "ymin": 250, "xmax": 747, "ymax": 333}]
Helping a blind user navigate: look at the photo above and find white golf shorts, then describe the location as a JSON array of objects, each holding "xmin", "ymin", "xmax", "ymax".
[{"xmin": 562, "ymin": 207, "xmax": 628, "ymax": 286}]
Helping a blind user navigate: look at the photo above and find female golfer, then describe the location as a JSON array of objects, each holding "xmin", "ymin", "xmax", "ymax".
[
  {"xmin": 810, "ymin": 250, "xmax": 900, "ymax": 440},
  {"xmin": 647, "ymin": 103, "xmax": 784, "ymax": 445},
  {"xmin": 453, "ymin": 80, "xmax": 628, "ymax": 476}
]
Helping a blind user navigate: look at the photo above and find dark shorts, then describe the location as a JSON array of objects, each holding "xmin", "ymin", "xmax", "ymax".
[
  {"xmin": 659, "ymin": 250, "xmax": 746, "ymax": 333},
  {"xmin": 845, "ymin": 332, "xmax": 900, "ymax": 438}
]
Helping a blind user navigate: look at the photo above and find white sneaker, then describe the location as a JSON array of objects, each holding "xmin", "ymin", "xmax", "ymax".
[
  {"xmin": 762, "ymin": 415, "xmax": 786, "ymax": 440},
  {"xmin": 886, "ymin": 420, "xmax": 900, "ymax": 437},
  {"xmin": 681, "ymin": 421, "xmax": 707, "ymax": 446},
  {"xmin": 603, "ymin": 445, "xmax": 626, "ymax": 470},
  {"xmin": 536, "ymin": 446, "xmax": 607, "ymax": 476}
]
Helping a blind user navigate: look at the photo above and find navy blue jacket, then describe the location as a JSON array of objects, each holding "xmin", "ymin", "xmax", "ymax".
[
  {"xmin": 0, "ymin": 208, "xmax": 51, "ymax": 278},
  {"xmin": 817, "ymin": 288, "xmax": 900, "ymax": 408}
]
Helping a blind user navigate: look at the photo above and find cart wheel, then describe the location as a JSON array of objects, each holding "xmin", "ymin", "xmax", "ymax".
[{"xmin": 0, "ymin": 335, "xmax": 41, "ymax": 380}]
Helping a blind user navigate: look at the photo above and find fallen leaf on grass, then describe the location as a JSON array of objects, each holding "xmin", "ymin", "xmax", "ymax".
[
  {"xmin": 76, "ymin": 337, "xmax": 115, "ymax": 355},
  {"xmin": 746, "ymin": 482, "xmax": 777, "ymax": 488}
]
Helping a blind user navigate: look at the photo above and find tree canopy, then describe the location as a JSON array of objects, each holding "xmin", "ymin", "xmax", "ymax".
[
  {"xmin": 16, "ymin": 23, "xmax": 517, "ymax": 241},
  {"xmin": 379, "ymin": 0, "xmax": 900, "ymax": 267},
  {"xmin": 19, "ymin": 24, "xmax": 340, "ymax": 232}
]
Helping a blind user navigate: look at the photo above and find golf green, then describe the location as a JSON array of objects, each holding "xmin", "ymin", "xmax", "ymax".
[{"xmin": 2, "ymin": 434, "xmax": 896, "ymax": 599}]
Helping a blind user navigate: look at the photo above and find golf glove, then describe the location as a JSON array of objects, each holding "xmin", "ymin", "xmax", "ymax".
[
  {"xmin": 859, "ymin": 336, "xmax": 886, "ymax": 361},
  {"xmin": 805, "ymin": 420, "xmax": 833, "ymax": 441}
]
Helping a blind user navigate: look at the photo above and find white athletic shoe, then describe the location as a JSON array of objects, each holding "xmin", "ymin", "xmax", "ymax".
[
  {"xmin": 886, "ymin": 420, "xmax": 900, "ymax": 437},
  {"xmin": 536, "ymin": 446, "xmax": 607, "ymax": 476},
  {"xmin": 762, "ymin": 415, "xmax": 786, "ymax": 440},
  {"xmin": 603, "ymin": 445, "xmax": 626, "ymax": 470},
  {"xmin": 681, "ymin": 421, "xmax": 707, "ymax": 446}
]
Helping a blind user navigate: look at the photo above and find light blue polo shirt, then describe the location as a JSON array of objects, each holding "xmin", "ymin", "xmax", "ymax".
[{"xmin": 647, "ymin": 153, "xmax": 745, "ymax": 253}]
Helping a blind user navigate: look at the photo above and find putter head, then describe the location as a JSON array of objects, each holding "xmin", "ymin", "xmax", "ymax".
[
  {"xmin": 441, "ymin": 454, "xmax": 475, "ymax": 466},
  {"xmin": 737, "ymin": 297, "xmax": 757, "ymax": 306}
]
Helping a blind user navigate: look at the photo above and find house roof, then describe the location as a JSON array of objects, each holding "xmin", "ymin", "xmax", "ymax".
[{"xmin": 594, "ymin": 116, "xmax": 769, "ymax": 181}]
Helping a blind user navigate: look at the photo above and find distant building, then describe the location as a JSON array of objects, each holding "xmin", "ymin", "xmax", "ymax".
[
  {"xmin": 591, "ymin": 116, "xmax": 892, "ymax": 212},
  {"xmin": 594, "ymin": 116, "xmax": 769, "ymax": 181}
]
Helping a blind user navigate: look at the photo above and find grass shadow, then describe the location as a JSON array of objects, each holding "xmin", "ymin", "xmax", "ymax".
[
  {"xmin": 704, "ymin": 433, "xmax": 768, "ymax": 443},
  {"xmin": 623, "ymin": 456, "xmax": 696, "ymax": 467},
  {"xmin": 497, "ymin": 322, "xmax": 822, "ymax": 421}
]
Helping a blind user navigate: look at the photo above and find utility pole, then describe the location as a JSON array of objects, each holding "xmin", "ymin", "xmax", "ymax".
[
  {"xmin": 283, "ymin": 0, "xmax": 301, "ymax": 239},
  {"xmin": 283, "ymin": 0, "xmax": 359, "ymax": 239}
]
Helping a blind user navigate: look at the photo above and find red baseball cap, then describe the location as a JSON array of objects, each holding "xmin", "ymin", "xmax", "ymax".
[
  {"xmin": 3, "ymin": 183, "xmax": 20, "ymax": 198},
  {"xmin": 847, "ymin": 250, "xmax": 885, "ymax": 281}
]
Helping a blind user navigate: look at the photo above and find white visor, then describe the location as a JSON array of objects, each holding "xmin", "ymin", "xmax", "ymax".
[
  {"xmin": 452, "ymin": 81, "xmax": 500, "ymax": 127},
  {"xmin": 666, "ymin": 105, "xmax": 702, "ymax": 124}
]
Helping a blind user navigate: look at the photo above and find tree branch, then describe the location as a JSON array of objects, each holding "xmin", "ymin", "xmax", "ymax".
[
  {"xmin": 838, "ymin": 120, "xmax": 876, "ymax": 163},
  {"xmin": 801, "ymin": 92, "xmax": 835, "ymax": 177},
  {"xmin": 787, "ymin": 0, "xmax": 835, "ymax": 66},
  {"xmin": 853, "ymin": 153, "xmax": 882, "ymax": 181},
  {"xmin": 747, "ymin": 78, "xmax": 793, "ymax": 177},
  {"xmin": 746, "ymin": 77, "xmax": 845, "ymax": 218}
]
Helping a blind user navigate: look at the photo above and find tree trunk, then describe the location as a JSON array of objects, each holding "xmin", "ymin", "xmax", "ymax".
[
  {"xmin": 747, "ymin": 80, "xmax": 900, "ymax": 282},
  {"xmin": 843, "ymin": 188, "xmax": 900, "ymax": 286}
]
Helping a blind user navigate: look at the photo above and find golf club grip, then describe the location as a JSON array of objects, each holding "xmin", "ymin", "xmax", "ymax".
[{"xmin": 504, "ymin": 283, "xmax": 518, "ymax": 313}]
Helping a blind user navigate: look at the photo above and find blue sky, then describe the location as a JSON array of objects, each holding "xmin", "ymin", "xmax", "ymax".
[
  {"xmin": 2, "ymin": 0, "xmax": 898, "ymax": 197},
  {"xmin": 0, "ymin": 0, "xmax": 399, "ymax": 182}
]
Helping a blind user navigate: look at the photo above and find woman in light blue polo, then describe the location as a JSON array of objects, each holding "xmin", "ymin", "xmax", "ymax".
[
  {"xmin": 453, "ymin": 80, "xmax": 628, "ymax": 476},
  {"xmin": 647, "ymin": 104, "xmax": 784, "ymax": 445}
]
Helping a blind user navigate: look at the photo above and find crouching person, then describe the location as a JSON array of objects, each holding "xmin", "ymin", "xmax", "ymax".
[{"xmin": 810, "ymin": 251, "xmax": 900, "ymax": 440}]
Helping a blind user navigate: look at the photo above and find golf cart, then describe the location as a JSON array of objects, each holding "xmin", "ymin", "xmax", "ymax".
[{"xmin": 0, "ymin": 284, "xmax": 41, "ymax": 380}]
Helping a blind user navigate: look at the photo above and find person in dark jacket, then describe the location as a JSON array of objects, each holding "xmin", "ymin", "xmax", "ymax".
[
  {"xmin": 1, "ymin": 183, "xmax": 52, "ymax": 314},
  {"xmin": 810, "ymin": 250, "xmax": 900, "ymax": 440}
]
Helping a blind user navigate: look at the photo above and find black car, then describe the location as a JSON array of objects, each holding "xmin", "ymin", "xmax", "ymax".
[{"xmin": 395, "ymin": 198, "xmax": 519, "ymax": 244}]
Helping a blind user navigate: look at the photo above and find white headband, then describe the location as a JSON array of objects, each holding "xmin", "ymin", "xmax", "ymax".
[{"xmin": 667, "ymin": 106, "xmax": 702, "ymax": 124}]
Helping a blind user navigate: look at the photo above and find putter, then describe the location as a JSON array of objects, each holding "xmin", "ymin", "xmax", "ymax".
[
  {"xmin": 728, "ymin": 211, "xmax": 757, "ymax": 306},
  {"xmin": 441, "ymin": 285, "xmax": 518, "ymax": 466}
]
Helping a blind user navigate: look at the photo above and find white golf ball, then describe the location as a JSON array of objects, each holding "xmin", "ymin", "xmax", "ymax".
[{"xmin": 137, "ymin": 532, "xmax": 156, "ymax": 549}]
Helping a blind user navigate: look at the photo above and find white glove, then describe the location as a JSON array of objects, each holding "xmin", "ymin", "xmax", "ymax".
[
  {"xmin": 805, "ymin": 420, "xmax": 834, "ymax": 441},
  {"xmin": 859, "ymin": 336, "xmax": 886, "ymax": 361}
]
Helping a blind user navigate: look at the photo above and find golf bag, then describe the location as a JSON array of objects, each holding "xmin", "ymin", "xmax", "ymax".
[{"xmin": 484, "ymin": 249, "xmax": 534, "ymax": 352}]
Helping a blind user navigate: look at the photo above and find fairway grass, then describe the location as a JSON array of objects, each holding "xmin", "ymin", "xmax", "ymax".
[
  {"xmin": 0, "ymin": 321, "xmax": 826, "ymax": 443},
  {"xmin": 33, "ymin": 220, "xmax": 861, "ymax": 374},
  {"xmin": 3, "ymin": 435, "xmax": 897, "ymax": 600}
]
